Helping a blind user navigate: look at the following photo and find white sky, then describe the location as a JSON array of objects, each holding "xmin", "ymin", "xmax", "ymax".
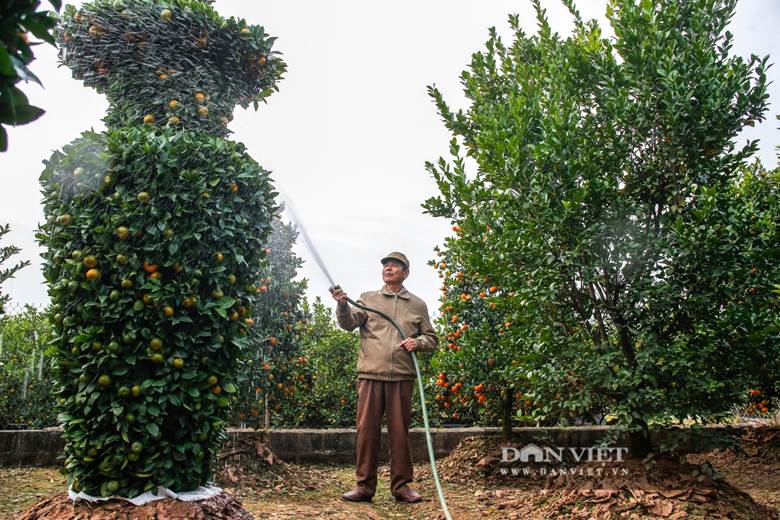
[{"xmin": 2, "ymin": 0, "xmax": 779, "ymax": 315}]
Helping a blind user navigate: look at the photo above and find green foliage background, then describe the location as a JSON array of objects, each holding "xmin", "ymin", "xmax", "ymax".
[{"xmin": 0, "ymin": 305, "xmax": 57, "ymax": 429}]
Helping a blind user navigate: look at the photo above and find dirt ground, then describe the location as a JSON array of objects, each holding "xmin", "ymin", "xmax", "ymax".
[
  {"xmin": 3, "ymin": 430, "xmax": 780, "ymax": 519},
  {"xmin": 1, "ymin": 463, "xmax": 495, "ymax": 520}
]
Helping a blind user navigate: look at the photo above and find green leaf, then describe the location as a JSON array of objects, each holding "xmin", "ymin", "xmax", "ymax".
[
  {"xmin": 0, "ymin": 88, "xmax": 44, "ymax": 125},
  {"xmin": 0, "ymin": 43, "xmax": 14, "ymax": 76},
  {"xmin": 9, "ymin": 55, "xmax": 41, "ymax": 85},
  {"xmin": 21, "ymin": 16, "xmax": 57, "ymax": 45},
  {"xmin": 145, "ymin": 423, "xmax": 160, "ymax": 437}
]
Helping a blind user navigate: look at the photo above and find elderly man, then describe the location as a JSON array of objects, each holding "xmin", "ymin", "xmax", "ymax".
[{"xmin": 330, "ymin": 251, "xmax": 438, "ymax": 504}]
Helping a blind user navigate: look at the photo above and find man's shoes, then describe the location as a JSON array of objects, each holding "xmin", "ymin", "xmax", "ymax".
[
  {"xmin": 393, "ymin": 486, "xmax": 422, "ymax": 503},
  {"xmin": 341, "ymin": 487, "xmax": 373, "ymax": 502}
]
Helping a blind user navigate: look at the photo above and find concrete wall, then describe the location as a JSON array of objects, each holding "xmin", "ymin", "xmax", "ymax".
[{"xmin": 0, "ymin": 425, "xmax": 744, "ymax": 467}]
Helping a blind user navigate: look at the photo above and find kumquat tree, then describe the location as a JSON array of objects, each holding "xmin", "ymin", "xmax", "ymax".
[
  {"xmin": 427, "ymin": 241, "xmax": 538, "ymax": 439},
  {"xmin": 233, "ymin": 216, "xmax": 309, "ymax": 428},
  {"xmin": 423, "ymin": 0, "xmax": 780, "ymax": 456},
  {"xmin": 36, "ymin": 0, "xmax": 284, "ymax": 498}
]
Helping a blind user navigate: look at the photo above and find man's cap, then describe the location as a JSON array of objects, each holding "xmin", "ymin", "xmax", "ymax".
[{"xmin": 381, "ymin": 251, "xmax": 409, "ymax": 269}]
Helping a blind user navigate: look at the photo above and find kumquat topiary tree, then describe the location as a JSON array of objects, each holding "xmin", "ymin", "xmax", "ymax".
[{"xmin": 36, "ymin": 0, "xmax": 285, "ymax": 498}]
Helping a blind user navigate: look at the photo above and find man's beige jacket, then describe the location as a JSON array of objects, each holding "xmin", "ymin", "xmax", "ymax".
[{"xmin": 336, "ymin": 285, "xmax": 438, "ymax": 381}]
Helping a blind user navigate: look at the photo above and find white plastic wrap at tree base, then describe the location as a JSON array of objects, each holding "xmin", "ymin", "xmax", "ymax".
[{"xmin": 68, "ymin": 484, "xmax": 222, "ymax": 506}]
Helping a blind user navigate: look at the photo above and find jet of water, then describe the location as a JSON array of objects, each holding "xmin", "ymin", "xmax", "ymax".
[{"xmin": 277, "ymin": 188, "xmax": 337, "ymax": 289}]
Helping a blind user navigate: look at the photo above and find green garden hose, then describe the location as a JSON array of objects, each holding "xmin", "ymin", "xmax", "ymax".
[{"xmin": 345, "ymin": 296, "xmax": 453, "ymax": 520}]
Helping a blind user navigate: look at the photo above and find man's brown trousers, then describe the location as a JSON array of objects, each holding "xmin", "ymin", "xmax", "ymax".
[{"xmin": 354, "ymin": 379, "xmax": 415, "ymax": 496}]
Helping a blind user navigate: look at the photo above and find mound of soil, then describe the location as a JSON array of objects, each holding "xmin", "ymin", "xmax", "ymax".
[
  {"xmin": 13, "ymin": 491, "xmax": 252, "ymax": 520},
  {"xmin": 737, "ymin": 426, "xmax": 780, "ymax": 460},
  {"xmin": 536, "ymin": 456, "xmax": 778, "ymax": 519},
  {"xmin": 216, "ymin": 430, "xmax": 290, "ymax": 489},
  {"xmin": 215, "ymin": 432, "xmax": 343, "ymax": 499},
  {"xmin": 687, "ymin": 425, "xmax": 780, "ymax": 513},
  {"xmin": 425, "ymin": 434, "xmax": 780, "ymax": 519},
  {"xmin": 419, "ymin": 436, "xmax": 545, "ymax": 485}
]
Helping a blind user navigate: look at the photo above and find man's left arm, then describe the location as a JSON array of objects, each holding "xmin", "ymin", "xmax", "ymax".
[{"xmin": 415, "ymin": 302, "xmax": 438, "ymax": 353}]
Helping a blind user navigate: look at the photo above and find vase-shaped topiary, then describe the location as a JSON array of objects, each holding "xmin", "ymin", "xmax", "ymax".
[{"xmin": 37, "ymin": 0, "xmax": 285, "ymax": 498}]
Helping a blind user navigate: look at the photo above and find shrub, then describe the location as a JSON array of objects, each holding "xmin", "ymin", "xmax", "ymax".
[{"xmin": 423, "ymin": 0, "xmax": 776, "ymax": 454}]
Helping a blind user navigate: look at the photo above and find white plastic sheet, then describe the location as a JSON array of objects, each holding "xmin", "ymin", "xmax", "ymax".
[{"xmin": 68, "ymin": 484, "xmax": 222, "ymax": 506}]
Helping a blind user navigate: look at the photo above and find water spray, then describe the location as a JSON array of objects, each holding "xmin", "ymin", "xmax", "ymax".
[{"xmin": 279, "ymin": 191, "xmax": 452, "ymax": 520}]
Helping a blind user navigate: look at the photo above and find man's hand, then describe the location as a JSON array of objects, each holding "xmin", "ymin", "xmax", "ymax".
[
  {"xmin": 399, "ymin": 338, "xmax": 419, "ymax": 353},
  {"xmin": 329, "ymin": 286, "xmax": 349, "ymax": 307}
]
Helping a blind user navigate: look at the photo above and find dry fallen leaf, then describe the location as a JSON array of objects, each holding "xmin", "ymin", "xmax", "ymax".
[{"xmin": 649, "ymin": 500, "xmax": 675, "ymax": 516}]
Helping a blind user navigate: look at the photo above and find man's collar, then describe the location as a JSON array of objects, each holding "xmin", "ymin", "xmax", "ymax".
[{"xmin": 379, "ymin": 284, "xmax": 410, "ymax": 299}]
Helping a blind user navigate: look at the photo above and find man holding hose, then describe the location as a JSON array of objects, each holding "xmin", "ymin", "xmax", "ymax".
[{"xmin": 330, "ymin": 251, "xmax": 438, "ymax": 504}]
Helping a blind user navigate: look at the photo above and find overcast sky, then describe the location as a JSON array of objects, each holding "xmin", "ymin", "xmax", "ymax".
[{"xmin": 2, "ymin": 0, "xmax": 779, "ymax": 315}]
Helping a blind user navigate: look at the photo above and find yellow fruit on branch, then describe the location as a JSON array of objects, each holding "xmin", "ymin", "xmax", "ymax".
[
  {"xmin": 160, "ymin": 8, "xmax": 172, "ymax": 20},
  {"xmin": 197, "ymin": 106, "xmax": 209, "ymax": 117},
  {"xmin": 143, "ymin": 114, "xmax": 155, "ymax": 124},
  {"xmin": 194, "ymin": 92, "xmax": 206, "ymax": 102},
  {"xmin": 115, "ymin": 226, "xmax": 129, "ymax": 240}
]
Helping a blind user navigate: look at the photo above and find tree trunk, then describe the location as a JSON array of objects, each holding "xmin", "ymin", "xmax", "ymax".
[
  {"xmin": 628, "ymin": 420, "xmax": 652, "ymax": 458},
  {"xmin": 502, "ymin": 388, "xmax": 514, "ymax": 441}
]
